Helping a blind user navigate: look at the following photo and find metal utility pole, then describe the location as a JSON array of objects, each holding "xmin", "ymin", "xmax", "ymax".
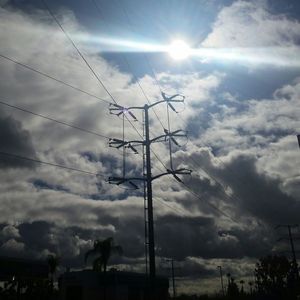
[
  {"xmin": 108, "ymin": 93, "xmax": 191, "ymax": 280},
  {"xmin": 165, "ymin": 258, "xmax": 176, "ymax": 298},
  {"xmin": 144, "ymin": 104, "xmax": 155, "ymax": 277},
  {"xmin": 276, "ymin": 224, "xmax": 299, "ymax": 279},
  {"xmin": 217, "ymin": 266, "xmax": 225, "ymax": 297}
]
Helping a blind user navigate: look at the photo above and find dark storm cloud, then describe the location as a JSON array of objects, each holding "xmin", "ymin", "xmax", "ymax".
[
  {"xmin": 176, "ymin": 148, "xmax": 300, "ymax": 225},
  {"xmin": 0, "ymin": 114, "xmax": 36, "ymax": 168},
  {"xmin": 18, "ymin": 221, "xmax": 53, "ymax": 255},
  {"xmin": 214, "ymin": 155, "xmax": 300, "ymax": 225},
  {"xmin": 155, "ymin": 213, "xmax": 273, "ymax": 262},
  {"xmin": 0, "ymin": 213, "xmax": 146, "ymax": 268},
  {"xmin": 32, "ymin": 179, "xmax": 69, "ymax": 192}
]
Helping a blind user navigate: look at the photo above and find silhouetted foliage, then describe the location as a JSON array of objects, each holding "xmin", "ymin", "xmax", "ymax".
[
  {"xmin": 47, "ymin": 254, "xmax": 59, "ymax": 294},
  {"xmin": 85, "ymin": 237, "xmax": 123, "ymax": 272},
  {"xmin": 255, "ymin": 254, "xmax": 298, "ymax": 299},
  {"xmin": 0, "ymin": 277, "xmax": 58, "ymax": 300},
  {"xmin": 227, "ymin": 276, "xmax": 239, "ymax": 299}
]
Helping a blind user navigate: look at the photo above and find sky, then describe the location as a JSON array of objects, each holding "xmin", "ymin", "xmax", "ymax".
[{"xmin": 0, "ymin": 0, "xmax": 300, "ymax": 295}]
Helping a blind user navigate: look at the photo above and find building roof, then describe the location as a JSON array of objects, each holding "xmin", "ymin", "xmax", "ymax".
[{"xmin": 61, "ymin": 270, "xmax": 169, "ymax": 288}]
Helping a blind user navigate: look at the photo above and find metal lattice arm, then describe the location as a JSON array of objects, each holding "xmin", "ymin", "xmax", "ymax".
[
  {"xmin": 108, "ymin": 176, "xmax": 145, "ymax": 189},
  {"xmin": 109, "ymin": 103, "xmax": 138, "ymax": 121},
  {"xmin": 151, "ymin": 168, "xmax": 192, "ymax": 182}
]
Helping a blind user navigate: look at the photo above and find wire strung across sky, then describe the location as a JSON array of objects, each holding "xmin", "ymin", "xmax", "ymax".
[
  {"xmin": 41, "ymin": 0, "xmax": 153, "ymax": 150},
  {"xmin": 115, "ymin": 0, "xmax": 166, "ymax": 130},
  {"xmin": 41, "ymin": 0, "xmax": 118, "ymax": 105},
  {"xmin": 0, "ymin": 151, "xmax": 104, "ymax": 176},
  {"xmin": 0, "ymin": 53, "xmax": 111, "ymax": 104},
  {"xmin": 0, "ymin": 98, "xmax": 110, "ymax": 140}
]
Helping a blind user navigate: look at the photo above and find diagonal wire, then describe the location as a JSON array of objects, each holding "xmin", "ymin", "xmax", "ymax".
[
  {"xmin": 0, "ymin": 98, "xmax": 109, "ymax": 139},
  {"xmin": 0, "ymin": 53, "xmax": 110, "ymax": 104},
  {"xmin": 0, "ymin": 151, "xmax": 104, "ymax": 176},
  {"xmin": 113, "ymin": 0, "xmax": 165, "ymax": 130},
  {"xmin": 41, "ymin": 0, "xmax": 118, "ymax": 104},
  {"xmin": 41, "ymin": 0, "xmax": 148, "ymax": 148}
]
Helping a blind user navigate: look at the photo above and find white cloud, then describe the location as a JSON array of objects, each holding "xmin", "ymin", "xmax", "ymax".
[
  {"xmin": 199, "ymin": 1, "xmax": 300, "ymax": 68},
  {"xmin": 202, "ymin": 1, "xmax": 300, "ymax": 48}
]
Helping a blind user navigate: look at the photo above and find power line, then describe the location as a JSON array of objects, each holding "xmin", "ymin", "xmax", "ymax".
[
  {"xmin": 0, "ymin": 53, "xmax": 111, "ymax": 104},
  {"xmin": 91, "ymin": 0, "xmax": 166, "ymax": 132},
  {"xmin": 0, "ymin": 151, "xmax": 103, "ymax": 176},
  {"xmin": 114, "ymin": 0, "xmax": 166, "ymax": 130},
  {"xmin": 41, "ymin": 0, "xmax": 151, "ymax": 148},
  {"xmin": 41, "ymin": 0, "xmax": 119, "ymax": 105},
  {"xmin": 180, "ymin": 181, "xmax": 238, "ymax": 223},
  {"xmin": 153, "ymin": 168, "xmax": 239, "ymax": 224},
  {"xmin": 0, "ymin": 98, "xmax": 109, "ymax": 139}
]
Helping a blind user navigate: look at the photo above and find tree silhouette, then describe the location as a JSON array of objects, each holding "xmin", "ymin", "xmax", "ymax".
[
  {"xmin": 47, "ymin": 254, "xmax": 59, "ymax": 294},
  {"xmin": 227, "ymin": 277, "xmax": 239, "ymax": 299},
  {"xmin": 85, "ymin": 237, "xmax": 123, "ymax": 272},
  {"xmin": 255, "ymin": 255, "xmax": 293, "ymax": 298},
  {"xmin": 239, "ymin": 280, "xmax": 245, "ymax": 293},
  {"xmin": 248, "ymin": 281, "xmax": 253, "ymax": 294}
]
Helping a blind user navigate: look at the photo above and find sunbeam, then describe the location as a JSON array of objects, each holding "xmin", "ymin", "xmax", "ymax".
[{"xmin": 75, "ymin": 33, "xmax": 300, "ymax": 67}]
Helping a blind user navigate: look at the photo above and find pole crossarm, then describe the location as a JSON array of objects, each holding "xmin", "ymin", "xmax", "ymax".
[
  {"xmin": 108, "ymin": 168, "xmax": 192, "ymax": 188},
  {"xmin": 152, "ymin": 168, "xmax": 192, "ymax": 182},
  {"xmin": 109, "ymin": 103, "xmax": 138, "ymax": 121},
  {"xmin": 109, "ymin": 138, "xmax": 142, "ymax": 154},
  {"xmin": 109, "ymin": 92, "xmax": 185, "ymax": 114},
  {"xmin": 110, "ymin": 129, "xmax": 187, "ymax": 150},
  {"xmin": 108, "ymin": 176, "xmax": 142, "ymax": 189},
  {"xmin": 162, "ymin": 92, "xmax": 185, "ymax": 113},
  {"xmin": 150, "ymin": 129, "xmax": 187, "ymax": 145}
]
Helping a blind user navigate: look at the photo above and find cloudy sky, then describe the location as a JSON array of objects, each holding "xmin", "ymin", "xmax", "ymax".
[{"xmin": 0, "ymin": 0, "xmax": 300, "ymax": 295}]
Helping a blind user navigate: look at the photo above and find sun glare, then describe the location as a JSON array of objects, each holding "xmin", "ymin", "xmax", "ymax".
[{"xmin": 168, "ymin": 40, "xmax": 191, "ymax": 60}]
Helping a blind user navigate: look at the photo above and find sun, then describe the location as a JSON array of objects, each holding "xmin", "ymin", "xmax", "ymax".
[{"xmin": 168, "ymin": 40, "xmax": 191, "ymax": 60}]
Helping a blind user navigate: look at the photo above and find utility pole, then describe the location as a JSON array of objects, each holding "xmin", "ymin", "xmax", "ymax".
[
  {"xmin": 276, "ymin": 224, "xmax": 299, "ymax": 279},
  {"xmin": 165, "ymin": 258, "xmax": 176, "ymax": 298},
  {"xmin": 217, "ymin": 266, "xmax": 225, "ymax": 297},
  {"xmin": 108, "ymin": 93, "xmax": 191, "ymax": 281}
]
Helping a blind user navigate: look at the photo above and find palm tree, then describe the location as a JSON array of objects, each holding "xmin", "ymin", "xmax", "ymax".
[
  {"xmin": 240, "ymin": 280, "xmax": 245, "ymax": 293},
  {"xmin": 85, "ymin": 237, "xmax": 122, "ymax": 273},
  {"xmin": 248, "ymin": 281, "xmax": 253, "ymax": 294}
]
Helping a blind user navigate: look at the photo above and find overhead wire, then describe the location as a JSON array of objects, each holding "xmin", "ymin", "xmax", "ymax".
[
  {"xmin": 113, "ymin": 0, "xmax": 166, "ymax": 130},
  {"xmin": 0, "ymin": 53, "xmax": 110, "ymax": 104},
  {"xmin": 0, "ymin": 98, "xmax": 110, "ymax": 139},
  {"xmin": 0, "ymin": 151, "xmax": 104, "ymax": 176},
  {"xmin": 89, "ymin": 0, "xmax": 166, "ymax": 144},
  {"xmin": 40, "ymin": 0, "xmax": 147, "ymax": 165},
  {"xmin": 41, "ymin": 0, "xmax": 117, "ymax": 104}
]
